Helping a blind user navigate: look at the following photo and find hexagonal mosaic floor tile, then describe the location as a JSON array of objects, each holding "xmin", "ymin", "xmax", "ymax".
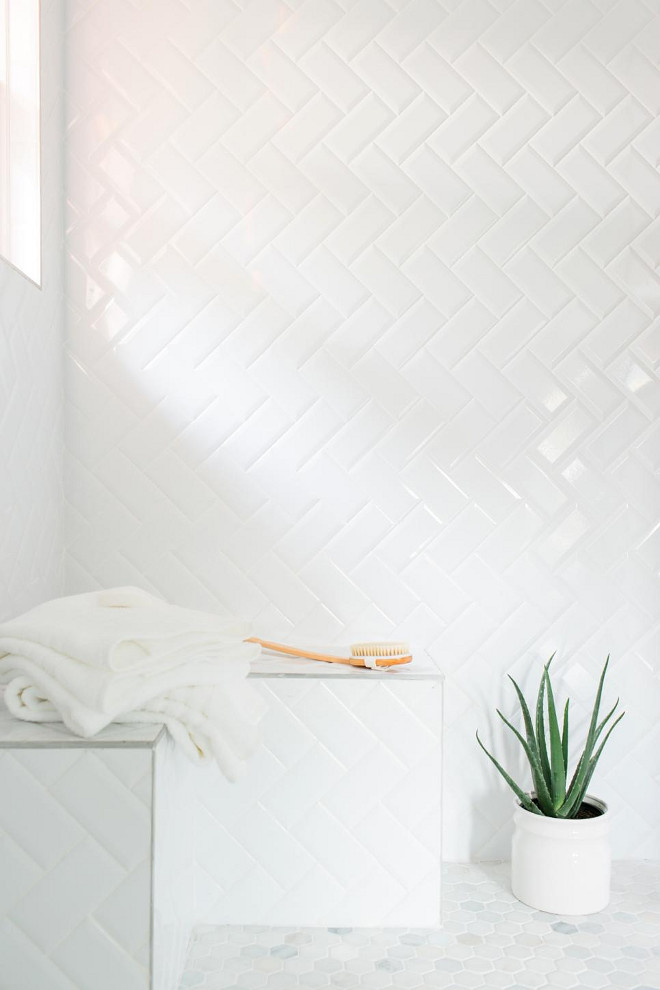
[{"xmin": 179, "ymin": 862, "xmax": 660, "ymax": 989}]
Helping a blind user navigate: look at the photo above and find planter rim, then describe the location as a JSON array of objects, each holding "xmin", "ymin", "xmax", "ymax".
[{"xmin": 514, "ymin": 794, "xmax": 610, "ymax": 835}]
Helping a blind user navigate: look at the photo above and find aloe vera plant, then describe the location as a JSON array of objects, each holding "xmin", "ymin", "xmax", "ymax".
[{"xmin": 477, "ymin": 656, "xmax": 624, "ymax": 818}]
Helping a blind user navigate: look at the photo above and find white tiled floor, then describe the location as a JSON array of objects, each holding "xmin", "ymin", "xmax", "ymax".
[{"xmin": 179, "ymin": 862, "xmax": 660, "ymax": 990}]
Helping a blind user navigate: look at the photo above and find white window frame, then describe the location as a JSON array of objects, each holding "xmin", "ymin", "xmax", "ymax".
[{"xmin": 0, "ymin": 0, "xmax": 41, "ymax": 287}]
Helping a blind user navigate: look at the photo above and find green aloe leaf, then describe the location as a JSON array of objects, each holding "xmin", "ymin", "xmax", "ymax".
[
  {"xmin": 561, "ymin": 700, "xmax": 569, "ymax": 776},
  {"xmin": 535, "ymin": 659, "xmax": 552, "ymax": 790},
  {"xmin": 584, "ymin": 656, "xmax": 610, "ymax": 751},
  {"xmin": 595, "ymin": 699, "xmax": 620, "ymax": 741},
  {"xmin": 496, "ymin": 709, "xmax": 555, "ymax": 816},
  {"xmin": 563, "ymin": 745, "xmax": 590, "ymax": 814},
  {"xmin": 561, "ymin": 711, "xmax": 625, "ymax": 817},
  {"xmin": 544, "ymin": 668, "xmax": 566, "ymax": 809},
  {"xmin": 476, "ymin": 732, "xmax": 541, "ymax": 815},
  {"xmin": 507, "ymin": 674, "xmax": 541, "ymax": 757},
  {"xmin": 563, "ymin": 658, "xmax": 611, "ymax": 808}
]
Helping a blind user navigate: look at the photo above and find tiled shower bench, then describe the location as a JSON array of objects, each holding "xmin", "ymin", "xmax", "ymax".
[
  {"xmin": 0, "ymin": 712, "xmax": 193, "ymax": 990},
  {"xmin": 0, "ymin": 659, "xmax": 443, "ymax": 990},
  {"xmin": 193, "ymin": 657, "xmax": 444, "ymax": 929}
]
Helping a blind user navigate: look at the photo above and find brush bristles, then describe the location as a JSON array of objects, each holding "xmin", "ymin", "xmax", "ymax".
[{"xmin": 350, "ymin": 641, "xmax": 411, "ymax": 658}]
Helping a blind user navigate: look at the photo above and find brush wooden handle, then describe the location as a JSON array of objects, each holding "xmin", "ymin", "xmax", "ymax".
[
  {"xmin": 246, "ymin": 637, "xmax": 362, "ymax": 666},
  {"xmin": 245, "ymin": 637, "xmax": 411, "ymax": 668}
]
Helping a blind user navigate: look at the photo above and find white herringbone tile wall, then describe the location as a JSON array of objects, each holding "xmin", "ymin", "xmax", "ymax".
[
  {"xmin": 0, "ymin": 0, "xmax": 64, "ymax": 618},
  {"xmin": 64, "ymin": 0, "xmax": 660, "ymax": 860}
]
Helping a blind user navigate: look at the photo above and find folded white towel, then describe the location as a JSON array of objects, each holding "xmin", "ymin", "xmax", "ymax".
[
  {"xmin": 0, "ymin": 588, "xmax": 266, "ymax": 780},
  {"xmin": 0, "ymin": 586, "xmax": 251, "ymax": 671},
  {"xmin": 2, "ymin": 677, "xmax": 264, "ymax": 780}
]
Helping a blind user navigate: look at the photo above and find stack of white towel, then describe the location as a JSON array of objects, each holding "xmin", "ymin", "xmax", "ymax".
[{"xmin": 0, "ymin": 587, "xmax": 265, "ymax": 780}]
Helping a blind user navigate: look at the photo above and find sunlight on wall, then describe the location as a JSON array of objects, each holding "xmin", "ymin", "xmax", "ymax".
[
  {"xmin": 64, "ymin": 0, "xmax": 660, "ymax": 860},
  {"xmin": 0, "ymin": 0, "xmax": 41, "ymax": 285}
]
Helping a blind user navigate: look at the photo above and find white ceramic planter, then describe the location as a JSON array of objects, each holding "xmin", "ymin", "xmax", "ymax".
[{"xmin": 511, "ymin": 795, "xmax": 611, "ymax": 915}]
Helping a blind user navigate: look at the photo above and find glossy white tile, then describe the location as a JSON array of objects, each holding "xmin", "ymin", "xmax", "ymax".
[{"xmin": 62, "ymin": 0, "xmax": 660, "ymax": 864}]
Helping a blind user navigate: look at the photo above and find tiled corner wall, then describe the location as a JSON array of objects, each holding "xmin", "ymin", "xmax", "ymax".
[
  {"xmin": 0, "ymin": 0, "xmax": 65, "ymax": 618},
  {"xmin": 63, "ymin": 0, "xmax": 660, "ymax": 860}
]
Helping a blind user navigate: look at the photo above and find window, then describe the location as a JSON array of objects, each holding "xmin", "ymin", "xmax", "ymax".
[{"xmin": 0, "ymin": 0, "xmax": 41, "ymax": 286}]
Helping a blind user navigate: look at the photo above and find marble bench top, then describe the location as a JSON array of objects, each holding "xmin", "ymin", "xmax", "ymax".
[
  {"xmin": 249, "ymin": 651, "xmax": 443, "ymax": 679},
  {"xmin": 0, "ymin": 705, "xmax": 166, "ymax": 747}
]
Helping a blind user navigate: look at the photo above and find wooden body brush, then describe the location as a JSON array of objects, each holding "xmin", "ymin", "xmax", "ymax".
[{"xmin": 245, "ymin": 637, "xmax": 412, "ymax": 668}]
